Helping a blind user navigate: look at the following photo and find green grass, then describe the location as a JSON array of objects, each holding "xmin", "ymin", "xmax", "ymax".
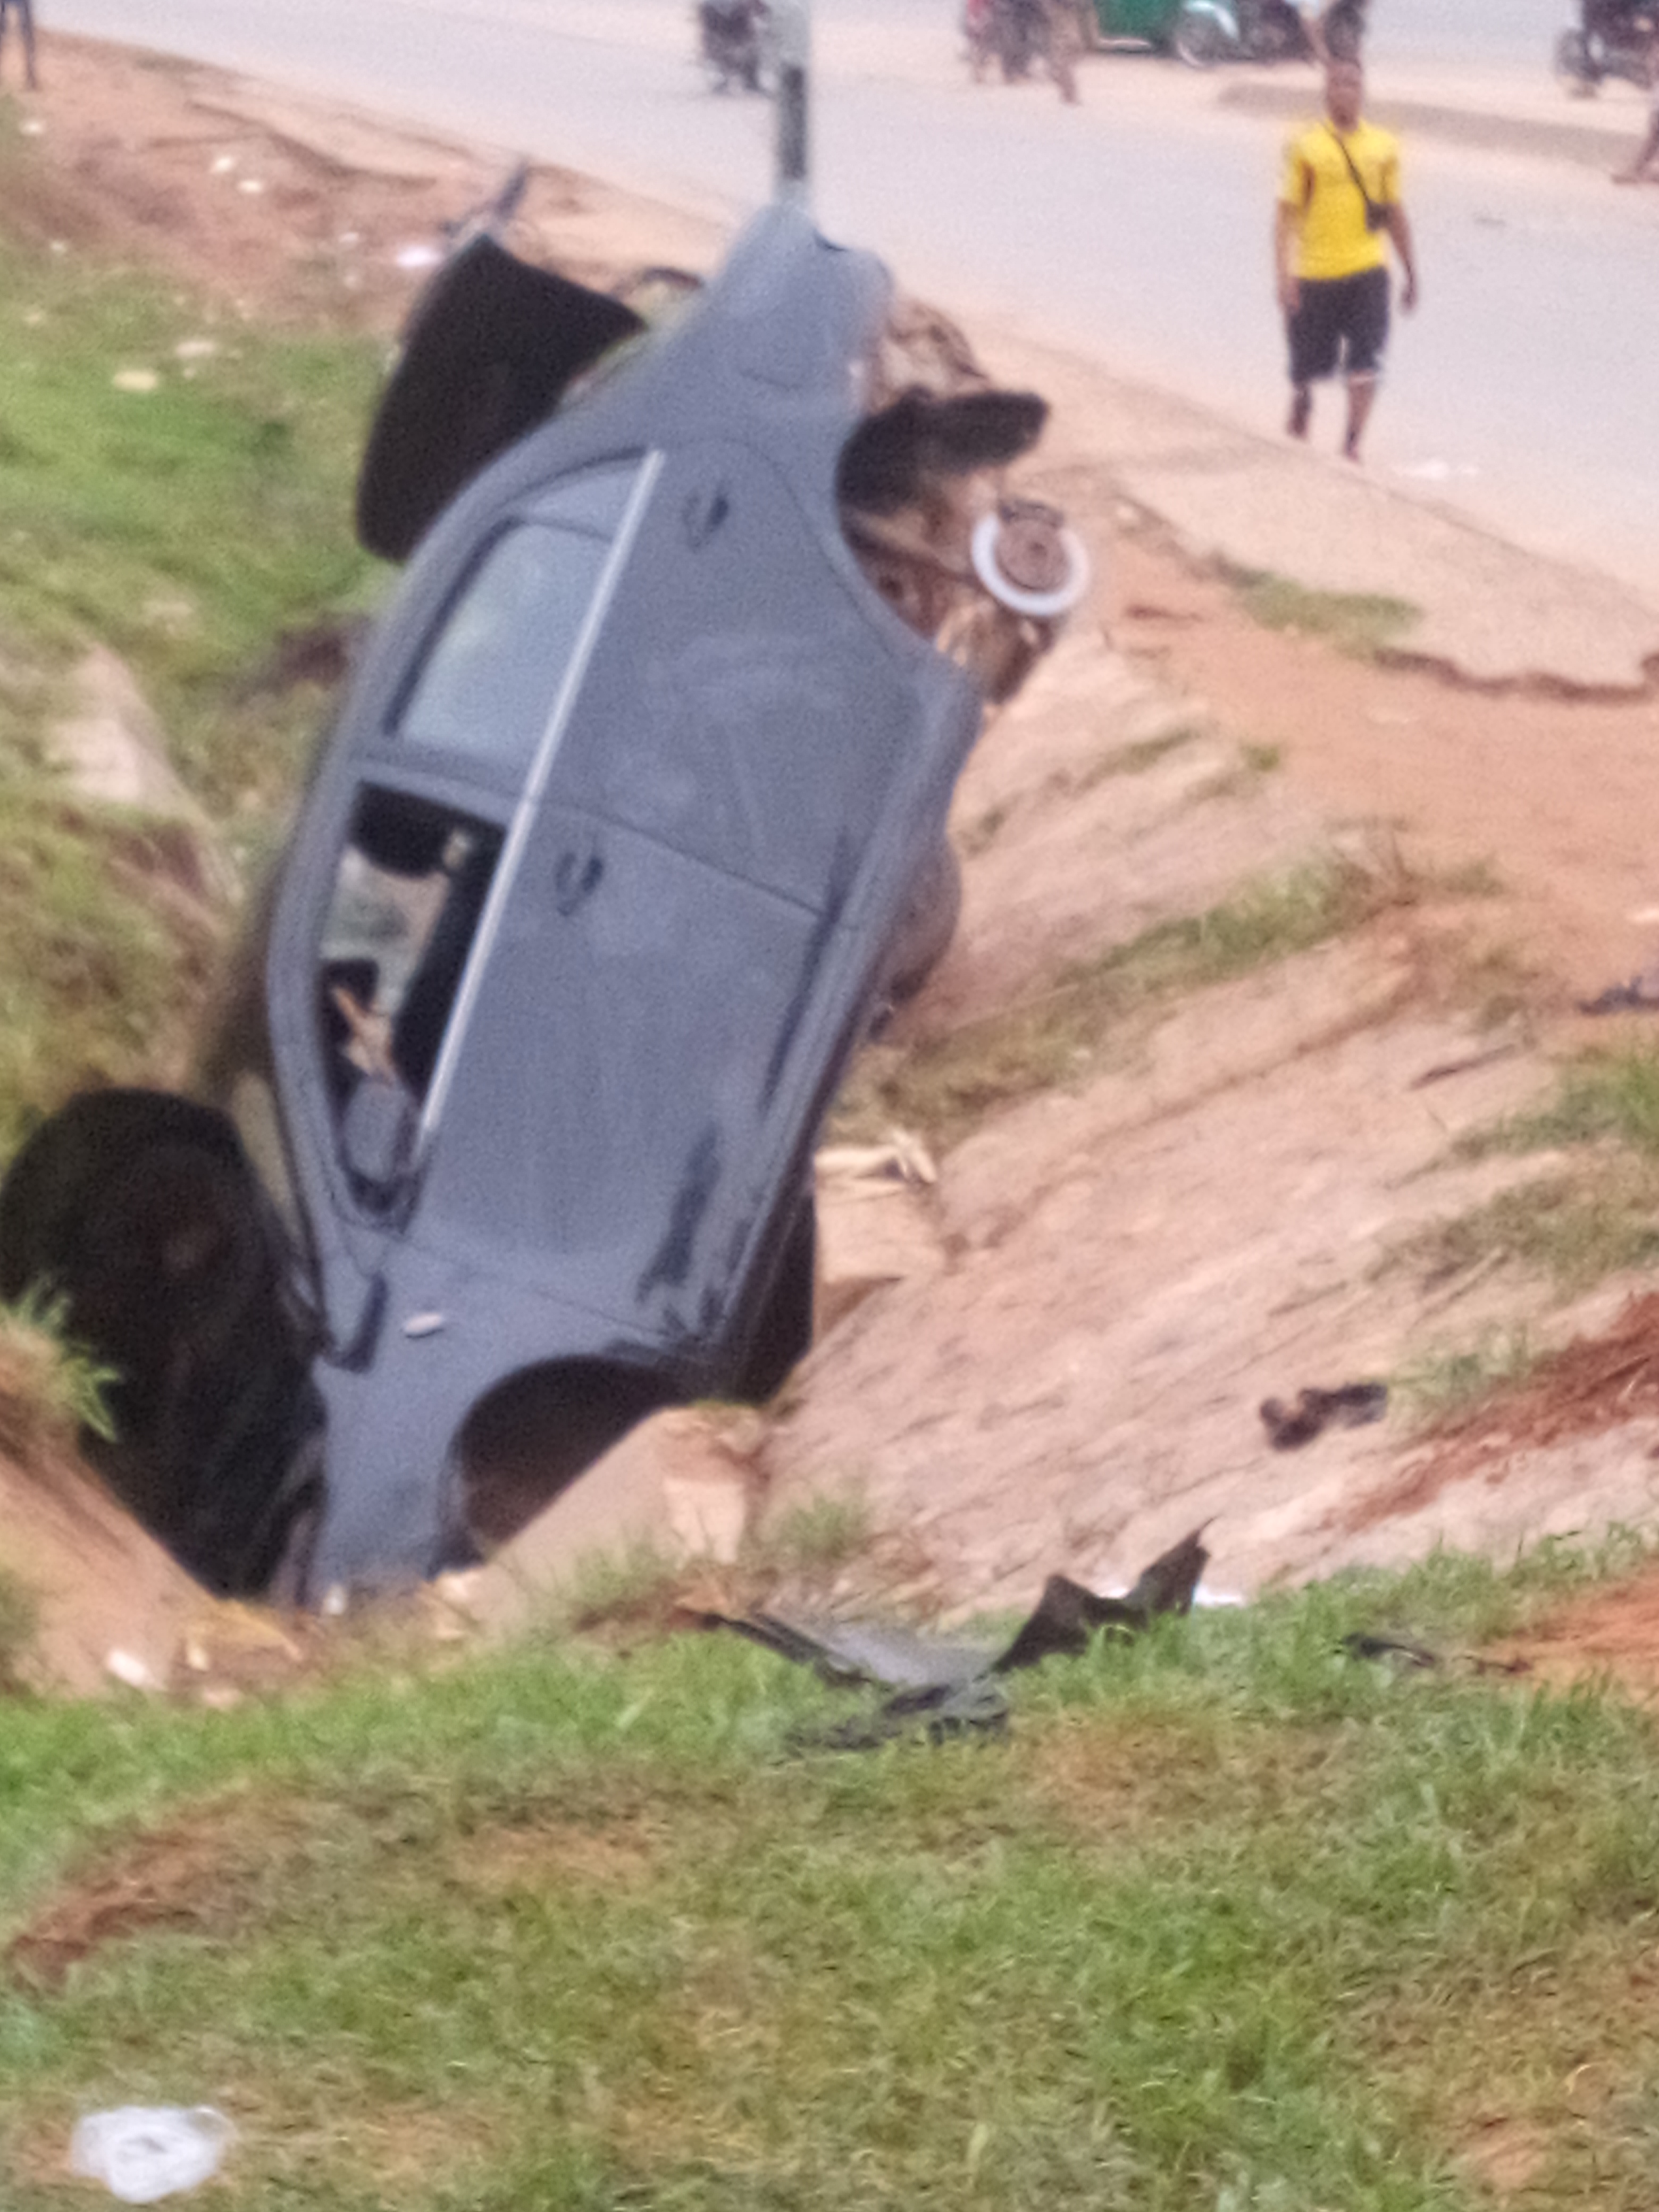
[
  {"xmin": 1075, "ymin": 725, "xmax": 1205, "ymax": 791},
  {"xmin": 1390, "ymin": 1325, "xmax": 1539, "ymax": 1424},
  {"xmin": 1394, "ymin": 1047, "xmax": 1659, "ymax": 1301},
  {"xmin": 1226, "ymin": 568, "xmax": 1420, "ymax": 660},
  {"xmin": 1461, "ymin": 1046, "xmax": 1659, "ymax": 1163},
  {"xmin": 1398, "ymin": 1170, "xmax": 1659, "ymax": 1298},
  {"xmin": 0, "ymin": 139, "xmax": 387, "ymax": 1152},
  {"xmin": 4, "ymin": 1544, "xmax": 1659, "ymax": 2207},
  {"xmin": 837, "ymin": 851, "xmax": 1407, "ymax": 1152}
]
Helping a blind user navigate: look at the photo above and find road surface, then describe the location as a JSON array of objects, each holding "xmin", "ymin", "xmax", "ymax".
[{"xmin": 43, "ymin": 0, "xmax": 1659, "ymax": 597}]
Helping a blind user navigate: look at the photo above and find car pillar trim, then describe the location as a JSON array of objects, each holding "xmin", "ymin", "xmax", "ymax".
[{"xmin": 416, "ymin": 447, "xmax": 666, "ymax": 1149}]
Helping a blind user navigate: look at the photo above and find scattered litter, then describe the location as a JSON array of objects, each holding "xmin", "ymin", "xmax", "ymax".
[
  {"xmin": 104, "ymin": 1648, "xmax": 162, "ymax": 1692},
  {"xmin": 1342, "ymin": 1629, "xmax": 1439, "ymax": 1669},
  {"xmin": 236, "ymin": 178, "xmax": 265, "ymax": 197},
  {"xmin": 111, "ymin": 369, "xmax": 160, "ymax": 395},
  {"xmin": 1259, "ymin": 1381, "xmax": 1388, "ymax": 1449},
  {"xmin": 403, "ymin": 1311, "xmax": 446, "ymax": 1338},
  {"xmin": 701, "ymin": 1527, "xmax": 1210, "ymax": 1749},
  {"xmin": 394, "ymin": 242, "xmax": 443, "ymax": 270},
  {"xmin": 1577, "ymin": 968, "xmax": 1659, "ymax": 1015},
  {"xmin": 210, "ymin": 153, "xmax": 236, "ymax": 175},
  {"xmin": 1340, "ymin": 1630, "xmax": 1531, "ymax": 1678},
  {"xmin": 21, "ymin": 118, "xmax": 43, "ymax": 136},
  {"xmin": 321, "ymin": 1583, "xmax": 349, "ymax": 1618},
  {"xmin": 49, "ymin": 239, "xmax": 67, "ymax": 255},
  {"xmin": 173, "ymin": 338, "xmax": 217, "ymax": 362},
  {"xmin": 337, "ymin": 228, "xmax": 362, "ymax": 247},
  {"xmin": 816, "ymin": 1127, "xmax": 937, "ymax": 1187},
  {"xmin": 70, "ymin": 2106, "xmax": 234, "ymax": 2203}
]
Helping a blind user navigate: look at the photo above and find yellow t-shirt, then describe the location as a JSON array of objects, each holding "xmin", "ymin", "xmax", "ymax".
[{"xmin": 1279, "ymin": 118, "xmax": 1401, "ymax": 280}]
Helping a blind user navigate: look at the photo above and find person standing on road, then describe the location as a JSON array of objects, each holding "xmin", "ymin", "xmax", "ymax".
[
  {"xmin": 1275, "ymin": 59, "xmax": 1418, "ymax": 463},
  {"xmin": 0, "ymin": 0, "xmax": 39, "ymax": 90}
]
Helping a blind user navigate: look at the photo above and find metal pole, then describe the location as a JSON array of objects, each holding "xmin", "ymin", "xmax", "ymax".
[{"xmin": 773, "ymin": 0, "xmax": 810, "ymax": 207}]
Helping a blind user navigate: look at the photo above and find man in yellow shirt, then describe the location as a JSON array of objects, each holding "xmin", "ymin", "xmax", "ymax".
[{"xmin": 1276, "ymin": 60, "xmax": 1418, "ymax": 462}]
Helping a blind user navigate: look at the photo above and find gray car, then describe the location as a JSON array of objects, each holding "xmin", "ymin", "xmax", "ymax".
[{"xmin": 0, "ymin": 200, "xmax": 1061, "ymax": 1599}]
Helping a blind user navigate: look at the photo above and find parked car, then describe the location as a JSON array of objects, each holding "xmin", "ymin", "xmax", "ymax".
[{"xmin": 0, "ymin": 200, "xmax": 1081, "ymax": 1600}]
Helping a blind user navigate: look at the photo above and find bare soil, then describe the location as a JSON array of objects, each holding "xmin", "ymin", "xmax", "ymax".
[{"xmin": 10, "ymin": 30, "xmax": 1659, "ymax": 1696}]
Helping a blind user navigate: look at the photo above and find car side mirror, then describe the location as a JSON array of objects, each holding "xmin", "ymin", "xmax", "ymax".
[{"xmin": 340, "ymin": 1074, "xmax": 420, "ymax": 1208}]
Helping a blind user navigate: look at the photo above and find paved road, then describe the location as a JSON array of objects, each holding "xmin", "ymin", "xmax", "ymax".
[{"xmin": 45, "ymin": 0, "xmax": 1659, "ymax": 598}]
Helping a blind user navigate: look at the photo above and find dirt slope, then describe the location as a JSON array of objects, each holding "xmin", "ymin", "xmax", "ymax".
[{"xmin": 7, "ymin": 31, "xmax": 1659, "ymax": 1690}]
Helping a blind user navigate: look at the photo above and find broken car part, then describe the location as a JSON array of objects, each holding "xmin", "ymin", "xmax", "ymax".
[
  {"xmin": 1259, "ymin": 1381, "xmax": 1388, "ymax": 1450},
  {"xmin": 703, "ymin": 1525, "xmax": 1210, "ymax": 1746}
]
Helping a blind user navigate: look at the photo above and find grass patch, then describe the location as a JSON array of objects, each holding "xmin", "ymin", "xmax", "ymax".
[
  {"xmin": 1227, "ymin": 567, "xmax": 1420, "ymax": 660},
  {"xmin": 1398, "ymin": 1167, "xmax": 1659, "ymax": 1297},
  {"xmin": 0, "ymin": 1287, "xmax": 118, "ymax": 1457},
  {"xmin": 1463, "ymin": 1046, "xmax": 1659, "ymax": 1163},
  {"xmin": 5, "ymin": 1547, "xmax": 1659, "ymax": 2206},
  {"xmin": 1075, "ymin": 724, "xmax": 1204, "ymax": 791},
  {"xmin": 0, "ymin": 1562, "xmax": 38, "ymax": 1693},
  {"xmin": 1396, "ymin": 1046, "xmax": 1659, "ymax": 1299},
  {"xmin": 0, "ymin": 155, "xmax": 387, "ymax": 1156},
  {"xmin": 1390, "ymin": 1325, "xmax": 1539, "ymax": 1425},
  {"xmin": 838, "ymin": 851, "xmax": 1409, "ymax": 1152}
]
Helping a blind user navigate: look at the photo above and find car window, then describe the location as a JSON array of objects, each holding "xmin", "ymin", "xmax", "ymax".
[
  {"xmin": 316, "ymin": 788, "xmax": 504, "ymax": 1202},
  {"xmin": 392, "ymin": 459, "xmax": 641, "ymax": 776}
]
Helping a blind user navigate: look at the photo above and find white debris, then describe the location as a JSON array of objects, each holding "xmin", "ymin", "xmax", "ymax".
[
  {"xmin": 236, "ymin": 177, "xmax": 265, "ymax": 196},
  {"xmin": 173, "ymin": 338, "xmax": 217, "ymax": 362},
  {"xmin": 395, "ymin": 243, "xmax": 442, "ymax": 270},
  {"xmin": 111, "ymin": 369, "xmax": 160, "ymax": 394},
  {"xmin": 104, "ymin": 1648, "xmax": 162, "ymax": 1692},
  {"xmin": 70, "ymin": 2107, "xmax": 234, "ymax": 2203},
  {"xmin": 210, "ymin": 153, "xmax": 236, "ymax": 174}
]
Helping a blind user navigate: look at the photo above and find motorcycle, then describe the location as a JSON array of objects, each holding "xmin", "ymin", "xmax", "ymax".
[
  {"xmin": 1173, "ymin": 0, "xmax": 1363, "ymax": 68},
  {"xmin": 1554, "ymin": 0, "xmax": 1656, "ymax": 87},
  {"xmin": 698, "ymin": 0, "xmax": 770, "ymax": 92}
]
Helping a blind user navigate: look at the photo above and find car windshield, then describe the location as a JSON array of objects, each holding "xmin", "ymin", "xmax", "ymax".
[{"xmin": 391, "ymin": 459, "xmax": 642, "ymax": 775}]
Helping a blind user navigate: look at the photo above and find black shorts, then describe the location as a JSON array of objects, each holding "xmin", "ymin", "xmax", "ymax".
[{"xmin": 1287, "ymin": 265, "xmax": 1389, "ymax": 385}]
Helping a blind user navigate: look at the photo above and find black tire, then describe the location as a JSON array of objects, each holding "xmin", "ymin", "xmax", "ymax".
[{"xmin": 1172, "ymin": 3, "xmax": 1231, "ymax": 66}]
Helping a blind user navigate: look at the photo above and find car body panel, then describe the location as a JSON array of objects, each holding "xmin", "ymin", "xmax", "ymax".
[{"xmin": 258, "ymin": 203, "xmax": 981, "ymax": 1589}]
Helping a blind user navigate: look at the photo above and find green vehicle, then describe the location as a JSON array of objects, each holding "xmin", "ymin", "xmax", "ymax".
[{"xmin": 1082, "ymin": 0, "xmax": 1187, "ymax": 45}]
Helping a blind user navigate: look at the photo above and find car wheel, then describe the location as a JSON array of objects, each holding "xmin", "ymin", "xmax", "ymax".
[
  {"xmin": 1172, "ymin": 4, "xmax": 1230, "ymax": 66},
  {"xmin": 881, "ymin": 839, "xmax": 963, "ymax": 1006},
  {"xmin": 452, "ymin": 1360, "xmax": 675, "ymax": 1553}
]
